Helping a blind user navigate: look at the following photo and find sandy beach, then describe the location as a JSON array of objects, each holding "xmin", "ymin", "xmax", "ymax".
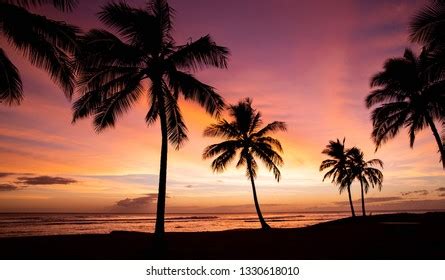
[{"xmin": 0, "ymin": 212, "xmax": 444, "ymax": 260}]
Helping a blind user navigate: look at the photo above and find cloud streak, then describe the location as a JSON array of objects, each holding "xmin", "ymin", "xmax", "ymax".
[
  {"xmin": 15, "ymin": 176, "xmax": 77, "ymax": 185},
  {"xmin": 401, "ymin": 190, "xmax": 429, "ymax": 196},
  {"xmin": 0, "ymin": 184, "xmax": 18, "ymax": 192}
]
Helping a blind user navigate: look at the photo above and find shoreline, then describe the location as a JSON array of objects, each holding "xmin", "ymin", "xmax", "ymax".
[{"xmin": 0, "ymin": 212, "xmax": 444, "ymax": 259}]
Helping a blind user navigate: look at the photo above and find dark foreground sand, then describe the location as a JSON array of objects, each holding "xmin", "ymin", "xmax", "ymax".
[{"xmin": 1, "ymin": 212, "xmax": 444, "ymax": 259}]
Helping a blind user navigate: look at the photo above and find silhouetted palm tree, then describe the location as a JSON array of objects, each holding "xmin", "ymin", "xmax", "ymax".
[
  {"xmin": 366, "ymin": 48, "xmax": 445, "ymax": 169},
  {"xmin": 0, "ymin": 0, "xmax": 79, "ymax": 105},
  {"xmin": 320, "ymin": 138, "xmax": 356, "ymax": 217},
  {"xmin": 203, "ymin": 98, "xmax": 286, "ymax": 230},
  {"xmin": 347, "ymin": 147, "xmax": 383, "ymax": 217},
  {"xmin": 409, "ymin": 0, "xmax": 445, "ymax": 148},
  {"xmin": 71, "ymin": 0, "xmax": 229, "ymax": 237}
]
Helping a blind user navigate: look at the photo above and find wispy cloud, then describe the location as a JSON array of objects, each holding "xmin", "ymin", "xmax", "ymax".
[
  {"xmin": 401, "ymin": 190, "xmax": 429, "ymax": 196},
  {"xmin": 0, "ymin": 184, "xmax": 19, "ymax": 192},
  {"xmin": 16, "ymin": 176, "xmax": 77, "ymax": 185}
]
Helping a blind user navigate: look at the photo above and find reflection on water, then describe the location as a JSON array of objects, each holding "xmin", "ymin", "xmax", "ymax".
[{"xmin": 0, "ymin": 212, "xmax": 393, "ymax": 237}]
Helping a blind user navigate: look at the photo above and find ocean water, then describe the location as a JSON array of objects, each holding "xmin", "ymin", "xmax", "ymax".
[{"xmin": 0, "ymin": 211, "xmax": 381, "ymax": 237}]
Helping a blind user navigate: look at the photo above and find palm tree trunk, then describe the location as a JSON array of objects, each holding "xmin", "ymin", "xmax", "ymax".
[
  {"xmin": 154, "ymin": 93, "xmax": 168, "ymax": 238},
  {"xmin": 360, "ymin": 180, "xmax": 366, "ymax": 217},
  {"xmin": 346, "ymin": 184, "xmax": 356, "ymax": 217},
  {"xmin": 426, "ymin": 116, "xmax": 445, "ymax": 169},
  {"xmin": 247, "ymin": 160, "xmax": 270, "ymax": 230}
]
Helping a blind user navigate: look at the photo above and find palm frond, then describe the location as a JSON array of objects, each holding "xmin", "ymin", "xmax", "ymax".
[
  {"xmin": 366, "ymin": 159, "xmax": 384, "ymax": 168},
  {"xmin": 249, "ymin": 112, "xmax": 262, "ymax": 134},
  {"xmin": 409, "ymin": 0, "xmax": 445, "ymax": 46},
  {"xmin": 202, "ymin": 140, "xmax": 240, "ymax": 159},
  {"xmin": 0, "ymin": 3, "xmax": 78, "ymax": 96},
  {"xmin": 319, "ymin": 159, "xmax": 337, "ymax": 172},
  {"xmin": 6, "ymin": 0, "xmax": 78, "ymax": 11},
  {"xmin": 246, "ymin": 156, "xmax": 258, "ymax": 180},
  {"xmin": 169, "ymin": 35, "xmax": 229, "ymax": 71},
  {"xmin": 252, "ymin": 121, "xmax": 287, "ymax": 138},
  {"xmin": 251, "ymin": 143, "xmax": 283, "ymax": 181},
  {"xmin": 162, "ymin": 86, "xmax": 188, "ymax": 149},
  {"xmin": 210, "ymin": 149, "xmax": 236, "ymax": 173},
  {"xmin": 145, "ymin": 94, "xmax": 158, "ymax": 125},
  {"xmin": 0, "ymin": 48, "xmax": 23, "ymax": 105},
  {"xmin": 73, "ymin": 69, "xmax": 141, "ymax": 122},
  {"xmin": 371, "ymin": 102, "xmax": 410, "ymax": 149},
  {"xmin": 148, "ymin": 0, "xmax": 174, "ymax": 44},
  {"xmin": 364, "ymin": 167, "xmax": 384, "ymax": 191},
  {"xmin": 92, "ymin": 75, "xmax": 143, "ymax": 131},
  {"xmin": 203, "ymin": 120, "xmax": 241, "ymax": 139},
  {"xmin": 75, "ymin": 29, "xmax": 144, "ymax": 70},
  {"xmin": 98, "ymin": 1, "xmax": 157, "ymax": 50},
  {"xmin": 322, "ymin": 168, "xmax": 336, "ymax": 182},
  {"xmin": 167, "ymin": 69, "xmax": 225, "ymax": 116},
  {"xmin": 256, "ymin": 136, "xmax": 283, "ymax": 152}
]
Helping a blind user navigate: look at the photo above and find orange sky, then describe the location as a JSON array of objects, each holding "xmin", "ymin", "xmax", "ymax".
[{"xmin": 0, "ymin": 0, "xmax": 444, "ymax": 213}]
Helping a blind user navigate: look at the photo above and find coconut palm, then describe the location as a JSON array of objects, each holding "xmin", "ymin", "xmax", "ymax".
[
  {"xmin": 409, "ymin": 0, "xmax": 445, "ymax": 146},
  {"xmin": 347, "ymin": 147, "xmax": 383, "ymax": 216},
  {"xmin": 366, "ymin": 48, "xmax": 445, "ymax": 169},
  {"xmin": 202, "ymin": 98, "xmax": 286, "ymax": 230},
  {"xmin": 0, "ymin": 0, "xmax": 79, "ymax": 105},
  {"xmin": 320, "ymin": 138, "xmax": 356, "ymax": 217},
  {"xmin": 71, "ymin": 0, "xmax": 229, "ymax": 237}
]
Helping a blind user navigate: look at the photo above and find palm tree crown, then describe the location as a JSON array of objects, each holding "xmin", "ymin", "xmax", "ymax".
[
  {"xmin": 366, "ymin": 48, "xmax": 445, "ymax": 168},
  {"xmin": 203, "ymin": 98, "xmax": 286, "ymax": 181},
  {"xmin": 71, "ymin": 0, "xmax": 229, "ymax": 237},
  {"xmin": 0, "ymin": 0, "xmax": 79, "ymax": 105},
  {"xmin": 320, "ymin": 138, "xmax": 349, "ymax": 190},
  {"xmin": 320, "ymin": 138, "xmax": 356, "ymax": 217},
  {"xmin": 347, "ymin": 147, "xmax": 384, "ymax": 216},
  {"xmin": 203, "ymin": 98, "xmax": 286, "ymax": 229}
]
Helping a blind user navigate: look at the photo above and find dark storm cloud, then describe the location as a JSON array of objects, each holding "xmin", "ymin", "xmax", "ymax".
[
  {"xmin": 436, "ymin": 187, "xmax": 445, "ymax": 192},
  {"xmin": 401, "ymin": 190, "xmax": 429, "ymax": 196},
  {"xmin": 16, "ymin": 176, "xmax": 77, "ymax": 185},
  {"xmin": 0, "ymin": 184, "xmax": 19, "ymax": 191},
  {"xmin": 184, "ymin": 185, "xmax": 193, "ymax": 188}
]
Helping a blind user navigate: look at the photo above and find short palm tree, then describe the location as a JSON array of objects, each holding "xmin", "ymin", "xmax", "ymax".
[
  {"xmin": 366, "ymin": 48, "xmax": 445, "ymax": 169},
  {"xmin": 347, "ymin": 147, "xmax": 383, "ymax": 216},
  {"xmin": 320, "ymin": 138, "xmax": 356, "ymax": 217},
  {"xmin": 203, "ymin": 98, "xmax": 286, "ymax": 230},
  {"xmin": 72, "ymin": 0, "xmax": 229, "ymax": 237},
  {"xmin": 0, "ymin": 0, "xmax": 79, "ymax": 105}
]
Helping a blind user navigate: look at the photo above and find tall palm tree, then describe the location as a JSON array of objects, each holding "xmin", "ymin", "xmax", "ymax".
[
  {"xmin": 0, "ymin": 0, "xmax": 79, "ymax": 105},
  {"xmin": 202, "ymin": 98, "xmax": 286, "ymax": 230},
  {"xmin": 409, "ymin": 0, "xmax": 445, "ymax": 151},
  {"xmin": 72, "ymin": 0, "xmax": 229, "ymax": 237},
  {"xmin": 320, "ymin": 138, "xmax": 356, "ymax": 217},
  {"xmin": 366, "ymin": 48, "xmax": 445, "ymax": 169},
  {"xmin": 347, "ymin": 147, "xmax": 383, "ymax": 217}
]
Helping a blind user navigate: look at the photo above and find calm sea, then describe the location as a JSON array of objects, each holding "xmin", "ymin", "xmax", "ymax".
[{"xmin": 0, "ymin": 211, "xmax": 399, "ymax": 237}]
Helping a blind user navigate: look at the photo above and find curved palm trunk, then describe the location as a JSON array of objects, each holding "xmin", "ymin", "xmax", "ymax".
[
  {"xmin": 154, "ymin": 93, "xmax": 168, "ymax": 238},
  {"xmin": 346, "ymin": 184, "xmax": 356, "ymax": 217},
  {"xmin": 426, "ymin": 116, "xmax": 445, "ymax": 169},
  {"xmin": 247, "ymin": 161, "xmax": 270, "ymax": 230},
  {"xmin": 360, "ymin": 180, "xmax": 366, "ymax": 217}
]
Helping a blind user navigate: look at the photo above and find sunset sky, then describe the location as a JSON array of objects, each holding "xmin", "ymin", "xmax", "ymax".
[{"xmin": 0, "ymin": 0, "xmax": 444, "ymax": 213}]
